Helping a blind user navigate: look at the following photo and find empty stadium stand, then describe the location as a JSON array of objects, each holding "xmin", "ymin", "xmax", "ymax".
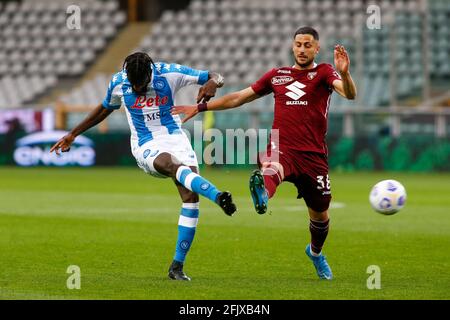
[
  {"xmin": 13, "ymin": 0, "xmax": 448, "ymax": 118},
  {"xmin": 0, "ymin": 0, "xmax": 126, "ymax": 108},
  {"xmin": 135, "ymin": 0, "xmax": 449, "ymax": 108}
]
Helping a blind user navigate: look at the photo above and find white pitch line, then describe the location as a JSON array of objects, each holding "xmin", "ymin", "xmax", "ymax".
[{"xmin": 281, "ymin": 202, "xmax": 346, "ymax": 212}]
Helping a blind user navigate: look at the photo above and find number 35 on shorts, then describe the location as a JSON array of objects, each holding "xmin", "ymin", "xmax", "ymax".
[{"xmin": 316, "ymin": 175, "xmax": 331, "ymax": 190}]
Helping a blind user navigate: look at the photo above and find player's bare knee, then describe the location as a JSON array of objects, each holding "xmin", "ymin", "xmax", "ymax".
[
  {"xmin": 154, "ymin": 152, "xmax": 182, "ymax": 177},
  {"xmin": 167, "ymin": 163, "xmax": 182, "ymax": 178}
]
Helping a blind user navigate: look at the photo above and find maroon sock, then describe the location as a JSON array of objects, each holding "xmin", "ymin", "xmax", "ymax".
[
  {"xmin": 309, "ymin": 219, "xmax": 330, "ymax": 254},
  {"xmin": 262, "ymin": 168, "xmax": 282, "ymax": 198}
]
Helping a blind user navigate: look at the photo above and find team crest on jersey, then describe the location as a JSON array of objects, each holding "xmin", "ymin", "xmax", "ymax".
[
  {"xmin": 307, "ymin": 72, "xmax": 317, "ymax": 80},
  {"xmin": 154, "ymin": 80, "xmax": 165, "ymax": 90},
  {"xmin": 271, "ymin": 76, "xmax": 294, "ymax": 85}
]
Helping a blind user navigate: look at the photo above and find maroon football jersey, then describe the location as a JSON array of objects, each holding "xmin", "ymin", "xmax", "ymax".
[{"xmin": 251, "ymin": 63, "xmax": 341, "ymax": 155}]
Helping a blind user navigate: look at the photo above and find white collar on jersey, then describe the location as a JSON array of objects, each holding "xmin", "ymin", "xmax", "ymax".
[
  {"xmin": 292, "ymin": 62, "xmax": 318, "ymax": 69},
  {"xmin": 149, "ymin": 63, "xmax": 155, "ymax": 86}
]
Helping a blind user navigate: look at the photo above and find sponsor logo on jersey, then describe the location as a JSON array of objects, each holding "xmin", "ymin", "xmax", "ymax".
[
  {"xmin": 285, "ymin": 81, "xmax": 308, "ymax": 106},
  {"xmin": 286, "ymin": 100, "xmax": 308, "ymax": 105},
  {"xmin": 145, "ymin": 112, "xmax": 160, "ymax": 121},
  {"xmin": 277, "ymin": 69, "xmax": 291, "ymax": 74},
  {"xmin": 271, "ymin": 76, "xmax": 294, "ymax": 85},
  {"xmin": 131, "ymin": 95, "xmax": 169, "ymax": 108},
  {"xmin": 285, "ymin": 81, "xmax": 306, "ymax": 100},
  {"xmin": 307, "ymin": 72, "xmax": 317, "ymax": 80},
  {"xmin": 144, "ymin": 110, "xmax": 171, "ymax": 122}
]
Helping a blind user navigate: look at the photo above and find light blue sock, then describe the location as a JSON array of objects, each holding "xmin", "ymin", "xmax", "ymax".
[
  {"xmin": 175, "ymin": 166, "xmax": 221, "ymax": 203},
  {"xmin": 174, "ymin": 202, "xmax": 199, "ymax": 263}
]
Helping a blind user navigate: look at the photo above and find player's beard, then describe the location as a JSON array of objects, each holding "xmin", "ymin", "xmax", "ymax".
[{"xmin": 296, "ymin": 56, "xmax": 314, "ymax": 69}]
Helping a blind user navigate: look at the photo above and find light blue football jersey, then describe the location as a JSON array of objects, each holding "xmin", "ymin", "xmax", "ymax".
[{"xmin": 102, "ymin": 62, "xmax": 209, "ymax": 147}]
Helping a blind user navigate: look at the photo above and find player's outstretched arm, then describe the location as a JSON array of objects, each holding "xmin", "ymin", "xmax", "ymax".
[
  {"xmin": 172, "ymin": 87, "xmax": 259, "ymax": 123},
  {"xmin": 50, "ymin": 104, "xmax": 113, "ymax": 155},
  {"xmin": 332, "ymin": 45, "xmax": 357, "ymax": 100}
]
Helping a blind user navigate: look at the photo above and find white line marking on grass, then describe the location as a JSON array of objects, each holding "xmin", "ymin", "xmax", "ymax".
[
  {"xmin": 0, "ymin": 289, "xmax": 82, "ymax": 300},
  {"xmin": 282, "ymin": 202, "xmax": 346, "ymax": 212}
]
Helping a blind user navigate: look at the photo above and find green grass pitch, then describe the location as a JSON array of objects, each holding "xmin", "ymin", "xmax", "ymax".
[{"xmin": 0, "ymin": 167, "xmax": 449, "ymax": 299}]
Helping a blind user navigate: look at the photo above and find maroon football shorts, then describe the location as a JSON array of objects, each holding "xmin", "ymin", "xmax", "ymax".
[{"xmin": 258, "ymin": 145, "xmax": 331, "ymax": 212}]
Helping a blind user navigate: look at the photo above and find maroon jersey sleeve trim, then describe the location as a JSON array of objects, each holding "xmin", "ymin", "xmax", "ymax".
[
  {"xmin": 250, "ymin": 68, "xmax": 276, "ymax": 96},
  {"xmin": 323, "ymin": 64, "xmax": 341, "ymax": 88}
]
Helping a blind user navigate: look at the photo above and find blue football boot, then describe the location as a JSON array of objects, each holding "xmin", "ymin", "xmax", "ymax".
[
  {"xmin": 249, "ymin": 170, "xmax": 269, "ymax": 214},
  {"xmin": 305, "ymin": 244, "xmax": 333, "ymax": 280}
]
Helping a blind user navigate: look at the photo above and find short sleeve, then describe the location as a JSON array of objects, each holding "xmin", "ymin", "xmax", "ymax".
[
  {"xmin": 324, "ymin": 64, "xmax": 342, "ymax": 88},
  {"xmin": 178, "ymin": 64, "xmax": 209, "ymax": 86},
  {"xmin": 168, "ymin": 64, "xmax": 209, "ymax": 87},
  {"xmin": 102, "ymin": 75, "xmax": 123, "ymax": 110},
  {"xmin": 251, "ymin": 69, "xmax": 276, "ymax": 96},
  {"xmin": 158, "ymin": 63, "xmax": 209, "ymax": 94}
]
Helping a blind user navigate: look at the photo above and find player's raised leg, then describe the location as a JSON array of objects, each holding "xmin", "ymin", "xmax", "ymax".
[
  {"xmin": 153, "ymin": 152, "xmax": 237, "ymax": 216},
  {"xmin": 168, "ymin": 173, "xmax": 200, "ymax": 281},
  {"xmin": 249, "ymin": 162, "xmax": 284, "ymax": 214}
]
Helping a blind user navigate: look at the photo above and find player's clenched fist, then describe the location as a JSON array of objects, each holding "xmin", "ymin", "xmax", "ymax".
[
  {"xmin": 196, "ymin": 81, "xmax": 216, "ymax": 103},
  {"xmin": 49, "ymin": 133, "xmax": 75, "ymax": 155}
]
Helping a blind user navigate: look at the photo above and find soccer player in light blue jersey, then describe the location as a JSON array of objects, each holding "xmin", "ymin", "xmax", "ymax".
[{"xmin": 50, "ymin": 52, "xmax": 237, "ymax": 281}]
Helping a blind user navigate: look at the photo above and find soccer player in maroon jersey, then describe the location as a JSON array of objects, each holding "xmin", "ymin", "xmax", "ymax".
[{"xmin": 172, "ymin": 27, "xmax": 357, "ymax": 280}]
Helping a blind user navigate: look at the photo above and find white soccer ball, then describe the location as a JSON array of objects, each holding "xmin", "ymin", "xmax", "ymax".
[{"xmin": 369, "ymin": 179, "xmax": 407, "ymax": 215}]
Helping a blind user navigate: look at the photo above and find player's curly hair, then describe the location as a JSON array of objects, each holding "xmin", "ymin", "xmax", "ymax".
[{"xmin": 123, "ymin": 52, "xmax": 155, "ymax": 94}]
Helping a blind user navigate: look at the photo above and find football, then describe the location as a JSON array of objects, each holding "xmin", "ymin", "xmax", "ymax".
[{"xmin": 369, "ymin": 179, "xmax": 407, "ymax": 215}]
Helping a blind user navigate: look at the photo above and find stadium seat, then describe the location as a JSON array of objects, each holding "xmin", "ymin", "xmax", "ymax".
[
  {"xmin": 0, "ymin": 0, "xmax": 126, "ymax": 108},
  {"xmin": 56, "ymin": 0, "xmax": 446, "ymax": 111}
]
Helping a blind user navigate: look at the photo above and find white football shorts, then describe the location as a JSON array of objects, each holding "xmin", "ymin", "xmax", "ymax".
[{"xmin": 131, "ymin": 133, "xmax": 198, "ymax": 178}]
